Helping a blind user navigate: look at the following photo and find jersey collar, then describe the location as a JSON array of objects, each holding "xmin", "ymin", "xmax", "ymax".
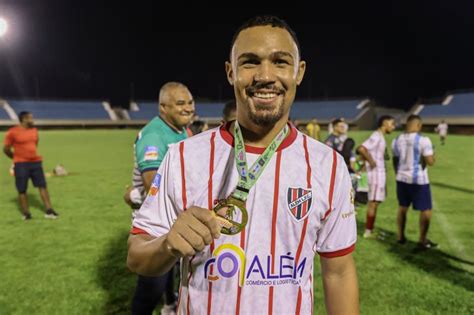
[{"xmin": 219, "ymin": 121, "xmax": 298, "ymax": 154}]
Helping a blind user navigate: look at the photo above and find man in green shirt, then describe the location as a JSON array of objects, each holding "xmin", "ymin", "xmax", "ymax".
[{"xmin": 125, "ymin": 81, "xmax": 195, "ymax": 315}]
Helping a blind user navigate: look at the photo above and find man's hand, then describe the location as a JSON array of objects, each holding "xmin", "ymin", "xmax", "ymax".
[
  {"xmin": 3, "ymin": 145, "xmax": 13, "ymax": 159},
  {"xmin": 357, "ymin": 145, "xmax": 375, "ymax": 169},
  {"xmin": 164, "ymin": 206, "xmax": 221, "ymax": 257}
]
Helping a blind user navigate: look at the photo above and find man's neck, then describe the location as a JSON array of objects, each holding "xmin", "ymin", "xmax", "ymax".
[
  {"xmin": 233, "ymin": 118, "xmax": 288, "ymax": 148},
  {"xmin": 377, "ymin": 127, "xmax": 386, "ymax": 135},
  {"xmin": 159, "ymin": 115, "xmax": 182, "ymax": 133}
]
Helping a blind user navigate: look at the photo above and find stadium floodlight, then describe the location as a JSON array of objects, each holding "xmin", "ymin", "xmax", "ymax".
[{"xmin": 0, "ymin": 17, "xmax": 7, "ymax": 37}]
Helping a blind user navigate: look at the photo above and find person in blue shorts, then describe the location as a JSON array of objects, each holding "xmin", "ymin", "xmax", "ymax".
[{"xmin": 392, "ymin": 115, "xmax": 437, "ymax": 249}]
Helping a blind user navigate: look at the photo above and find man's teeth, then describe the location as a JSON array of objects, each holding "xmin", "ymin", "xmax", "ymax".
[{"xmin": 254, "ymin": 92, "xmax": 277, "ymax": 99}]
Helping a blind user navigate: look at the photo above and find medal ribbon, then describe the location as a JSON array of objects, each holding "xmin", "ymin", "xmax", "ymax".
[{"xmin": 232, "ymin": 121, "xmax": 289, "ymax": 201}]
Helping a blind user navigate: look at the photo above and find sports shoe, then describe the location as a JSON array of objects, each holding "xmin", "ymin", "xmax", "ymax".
[
  {"xmin": 23, "ymin": 213, "xmax": 32, "ymax": 220},
  {"xmin": 160, "ymin": 303, "xmax": 177, "ymax": 315},
  {"xmin": 418, "ymin": 239, "xmax": 438, "ymax": 249},
  {"xmin": 363, "ymin": 230, "xmax": 373, "ymax": 239},
  {"xmin": 45, "ymin": 209, "xmax": 59, "ymax": 219}
]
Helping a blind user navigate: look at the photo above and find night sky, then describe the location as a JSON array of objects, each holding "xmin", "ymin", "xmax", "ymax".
[{"xmin": 0, "ymin": 1, "xmax": 473, "ymax": 109}]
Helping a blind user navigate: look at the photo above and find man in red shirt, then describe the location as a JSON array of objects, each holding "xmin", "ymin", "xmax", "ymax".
[{"xmin": 3, "ymin": 111, "xmax": 58, "ymax": 220}]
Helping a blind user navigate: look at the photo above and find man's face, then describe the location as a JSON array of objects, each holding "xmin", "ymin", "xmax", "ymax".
[
  {"xmin": 333, "ymin": 122, "xmax": 345, "ymax": 135},
  {"xmin": 384, "ymin": 119, "xmax": 396, "ymax": 134},
  {"xmin": 160, "ymin": 87, "xmax": 195, "ymax": 129},
  {"xmin": 22, "ymin": 114, "xmax": 34, "ymax": 128},
  {"xmin": 226, "ymin": 25, "xmax": 306, "ymax": 126}
]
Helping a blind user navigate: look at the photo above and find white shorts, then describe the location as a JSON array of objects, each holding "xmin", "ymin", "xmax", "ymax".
[{"xmin": 367, "ymin": 170, "xmax": 386, "ymax": 202}]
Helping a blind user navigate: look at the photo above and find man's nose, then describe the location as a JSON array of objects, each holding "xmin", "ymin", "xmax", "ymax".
[{"xmin": 254, "ymin": 61, "xmax": 276, "ymax": 83}]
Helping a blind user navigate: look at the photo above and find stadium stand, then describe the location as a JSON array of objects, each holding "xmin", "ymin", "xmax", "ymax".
[
  {"xmin": 289, "ymin": 98, "xmax": 375, "ymax": 129},
  {"xmin": 128, "ymin": 98, "xmax": 376, "ymax": 129},
  {"xmin": 8, "ymin": 100, "xmax": 110, "ymax": 120},
  {"xmin": 409, "ymin": 91, "xmax": 474, "ymax": 134},
  {"xmin": 128, "ymin": 101, "xmax": 157, "ymax": 121},
  {"xmin": 0, "ymin": 93, "xmax": 470, "ymax": 132},
  {"xmin": 128, "ymin": 101, "xmax": 226, "ymax": 122},
  {"xmin": 0, "ymin": 104, "xmax": 11, "ymax": 120},
  {"xmin": 0, "ymin": 99, "xmax": 123, "ymax": 129}
]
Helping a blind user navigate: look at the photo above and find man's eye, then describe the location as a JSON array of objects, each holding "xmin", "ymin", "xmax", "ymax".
[
  {"xmin": 275, "ymin": 59, "xmax": 289, "ymax": 65},
  {"xmin": 242, "ymin": 60, "xmax": 259, "ymax": 65}
]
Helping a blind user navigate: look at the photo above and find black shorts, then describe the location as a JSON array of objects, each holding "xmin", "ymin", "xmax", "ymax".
[{"xmin": 14, "ymin": 161, "xmax": 47, "ymax": 193}]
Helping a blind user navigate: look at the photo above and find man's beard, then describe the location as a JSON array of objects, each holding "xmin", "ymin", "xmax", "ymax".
[{"xmin": 247, "ymin": 104, "xmax": 285, "ymax": 126}]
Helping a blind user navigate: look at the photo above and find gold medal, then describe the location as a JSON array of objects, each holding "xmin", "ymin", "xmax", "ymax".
[{"xmin": 212, "ymin": 196, "xmax": 248, "ymax": 235}]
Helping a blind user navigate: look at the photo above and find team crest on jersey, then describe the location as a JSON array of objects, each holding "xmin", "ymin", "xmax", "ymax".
[{"xmin": 287, "ymin": 187, "xmax": 313, "ymax": 221}]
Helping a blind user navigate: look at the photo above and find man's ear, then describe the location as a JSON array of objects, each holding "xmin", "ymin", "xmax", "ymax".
[
  {"xmin": 225, "ymin": 61, "xmax": 234, "ymax": 86},
  {"xmin": 296, "ymin": 60, "xmax": 306, "ymax": 86}
]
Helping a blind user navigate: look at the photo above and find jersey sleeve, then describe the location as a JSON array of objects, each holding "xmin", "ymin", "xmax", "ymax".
[
  {"xmin": 131, "ymin": 146, "xmax": 180, "ymax": 237},
  {"xmin": 361, "ymin": 132, "xmax": 379, "ymax": 151},
  {"xmin": 4, "ymin": 129, "xmax": 14, "ymax": 146},
  {"xmin": 135, "ymin": 132, "xmax": 164, "ymax": 173},
  {"xmin": 421, "ymin": 136, "xmax": 434, "ymax": 157},
  {"xmin": 316, "ymin": 154, "xmax": 357, "ymax": 258}
]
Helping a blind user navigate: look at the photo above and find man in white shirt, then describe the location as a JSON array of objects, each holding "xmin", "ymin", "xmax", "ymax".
[
  {"xmin": 357, "ymin": 115, "xmax": 395, "ymax": 238},
  {"xmin": 392, "ymin": 115, "xmax": 436, "ymax": 249},
  {"xmin": 127, "ymin": 15, "xmax": 359, "ymax": 315},
  {"xmin": 435, "ymin": 120, "xmax": 448, "ymax": 145}
]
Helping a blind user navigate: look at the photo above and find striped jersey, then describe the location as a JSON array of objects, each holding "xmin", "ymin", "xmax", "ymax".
[
  {"xmin": 361, "ymin": 130, "xmax": 386, "ymax": 172},
  {"xmin": 132, "ymin": 123, "xmax": 357, "ymax": 315},
  {"xmin": 392, "ymin": 132, "xmax": 434, "ymax": 185}
]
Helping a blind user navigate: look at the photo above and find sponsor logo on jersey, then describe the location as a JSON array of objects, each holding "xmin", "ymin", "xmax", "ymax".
[
  {"xmin": 287, "ymin": 187, "xmax": 313, "ymax": 221},
  {"xmin": 204, "ymin": 244, "xmax": 307, "ymax": 287},
  {"xmin": 144, "ymin": 146, "xmax": 158, "ymax": 161},
  {"xmin": 148, "ymin": 174, "xmax": 161, "ymax": 196}
]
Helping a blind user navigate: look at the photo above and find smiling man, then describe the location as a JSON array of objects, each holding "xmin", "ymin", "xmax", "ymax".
[
  {"xmin": 125, "ymin": 81, "xmax": 195, "ymax": 315},
  {"xmin": 128, "ymin": 16, "xmax": 359, "ymax": 314}
]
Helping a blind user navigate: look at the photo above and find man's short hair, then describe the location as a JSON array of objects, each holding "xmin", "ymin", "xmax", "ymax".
[
  {"xmin": 406, "ymin": 114, "xmax": 421, "ymax": 123},
  {"xmin": 18, "ymin": 111, "xmax": 31, "ymax": 122},
  {"xmin": 159, "ymin": 81, "xmax": 187, "ymax": 104},
  {"xmin": 331, "ymin": 118, "xmax": 344, "ymax": 126},
  {"xmin": 377, "ymin": 115, "xmax": 394, "ymax": 127},
  {"xmin": 230, "ymin": 15, "xmax": 301, "ymax": 59},
  {"xmin": 222, "ymin": 100, "xmax": 237, "ymax": 121}
]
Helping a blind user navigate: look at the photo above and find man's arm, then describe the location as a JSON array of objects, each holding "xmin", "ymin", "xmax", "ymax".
[
  {"xmin": 127, "ymin": 206, "xmax": 221, "ymax": 276},
  {"xmin": 3, "ymin": 145, "xmax": 13, "ymax": 159},
  {"xmin": 423, "ymin": 155, "xmax": 435, "ymax": 167},
  {"xmin": 321, "ymin": 253, "xmax": 359, "ymax": 315},
  {"xmin": 356, "ymin": 145, "xmax": 376, "ymax": 168},
  {"xmin": 142, "ymin": 169, "xmax": 157, "ymax": 193}
]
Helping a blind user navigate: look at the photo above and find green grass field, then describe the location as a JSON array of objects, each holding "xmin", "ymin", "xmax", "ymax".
[{"xmin": 0, "ymin": 129, "xmax": 473, "ymax": 314}]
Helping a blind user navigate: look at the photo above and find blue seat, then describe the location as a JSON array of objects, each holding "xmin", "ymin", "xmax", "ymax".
[
  {"xmin": 0, "ymin": 107, "xmax": 10, "ymax": 119},
  {"xmin": 420, "ymin": 93, "xmax": 474, "ymax": 117},
  {"xmin": 8, "ymin": 100, "xmax": 109, "ymax": 119},
  {"xmin": 290, "ymin": 100, "xmax": 364, "ymax": 120}
]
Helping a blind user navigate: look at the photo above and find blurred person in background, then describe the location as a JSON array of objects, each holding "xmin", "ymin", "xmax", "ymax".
[
  {"xmin": 3, "ymin": 111, "xmax": 59, "ymax": 220},
  {"xmin": 306, "ymin": 117, "xmax": 320, "ymax": 140},
  {"xmin": 325, "ymin": 118, "xmax": 356, "ymax": 172},
  {"xmin": 188, "ymin": 120, "xmax": 209, "ymax": 135},
  {"xmin": 357, "ymin": 115, "xmax": 395, "ymax": 239},
  {"xmin": 124, "ymin": 81, "xmax": 194, "ymax": 315},
  {"xmin": 392, "ymin": 115, "xmax": 437, "ymax": 249},
  {"xmin": 435, "ymin": 120, "xmax": 448, "ymax": 145}
]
